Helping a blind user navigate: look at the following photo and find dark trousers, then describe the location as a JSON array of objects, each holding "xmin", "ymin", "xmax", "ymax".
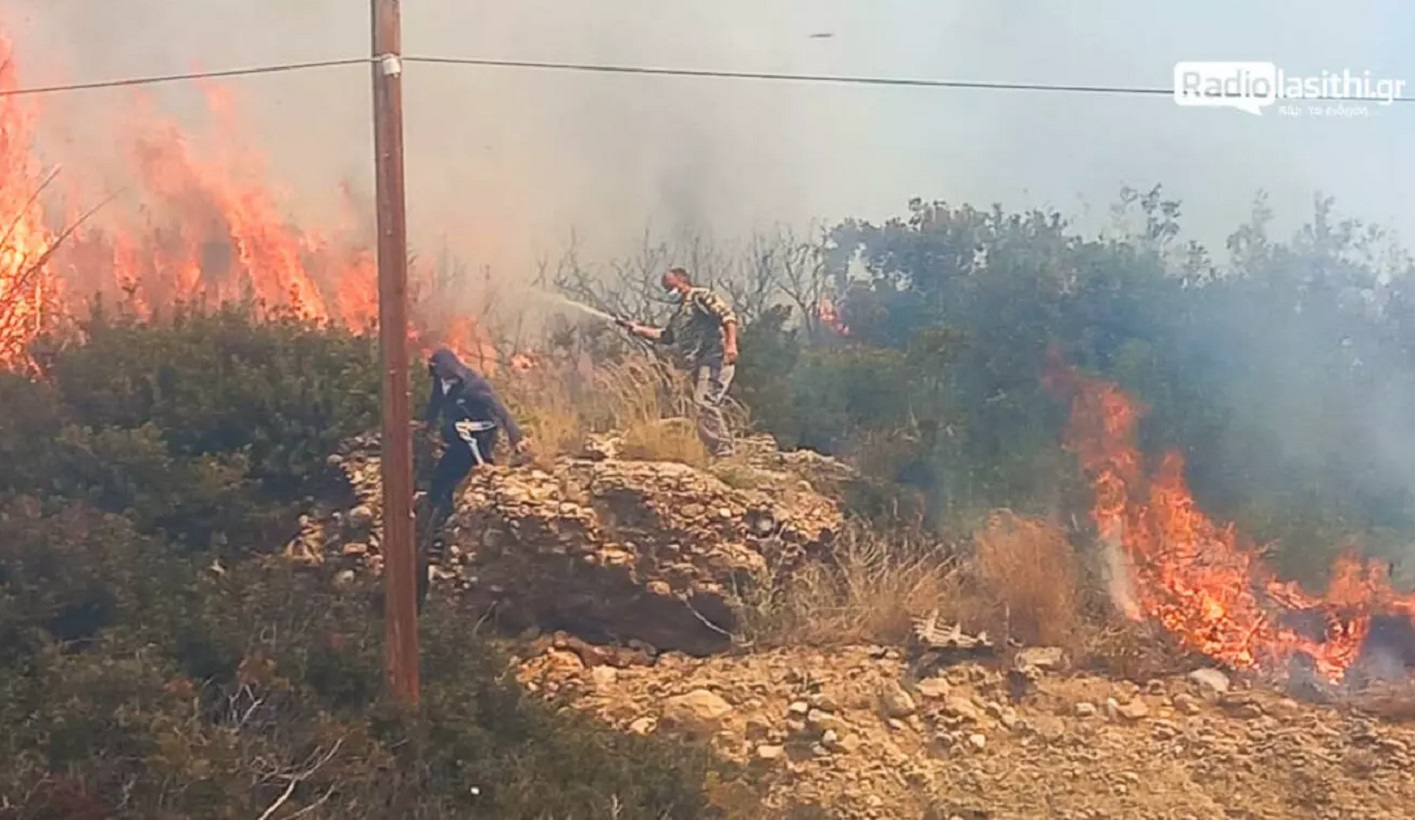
[
  {"xmin": 419, "ymin": 426, "xmax": 496, "ymax": 615},
  {"xmin": 429, "ymin": 428, "xmax": 497, "ymax": 518}
]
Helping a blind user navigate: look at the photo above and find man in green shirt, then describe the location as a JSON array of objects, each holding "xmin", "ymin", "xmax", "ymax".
[{"xmin": 620, "ymin": 267, "xmax": 740, "ymax": 457}]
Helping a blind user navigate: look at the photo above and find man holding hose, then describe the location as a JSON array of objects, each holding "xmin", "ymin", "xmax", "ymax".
[{"xmin": 618, "ymin": 267, "xmax": 740, "ymax": 458}]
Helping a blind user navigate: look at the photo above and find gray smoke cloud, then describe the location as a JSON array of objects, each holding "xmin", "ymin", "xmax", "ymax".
[
  {"xmin": 9, "ymin": 0, "xmax": 1415, "ymax": 588},
  {"xmin": 2, "ymin": 0, "xmax": 1411, "ymax": 273},
  {"xmin": 0, "ymin": 0, "xmax": 883, "ymax": 275}
]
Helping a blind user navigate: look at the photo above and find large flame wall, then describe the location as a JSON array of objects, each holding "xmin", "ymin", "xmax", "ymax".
[{"xmin": 0, "ymin": 34, "xmax": 497, "ymax": 374}]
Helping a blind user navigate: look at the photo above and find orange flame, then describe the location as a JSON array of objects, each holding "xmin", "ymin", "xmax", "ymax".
[
  {"xmin": 0, "ymin": 35, "xmax": 498, "ymax": 375},
  {"xmin": 0, "ymin": 35, "xmax": 58, "ymax": 373},
  {"xmin": 817, "ymin": 296, "xmax": 849, "ymax": 336},
  {"xmin": 1046, "ymin": 348, "xmax": 1415, "ymax": 683}
]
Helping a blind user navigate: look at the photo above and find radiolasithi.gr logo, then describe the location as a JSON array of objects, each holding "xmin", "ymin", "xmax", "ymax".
[{"xmin": 1172, "ymin": 61, "xmax": 1406, "ymax": 117}]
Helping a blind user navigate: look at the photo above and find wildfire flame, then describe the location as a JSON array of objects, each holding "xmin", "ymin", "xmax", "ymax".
[
  {"xmin": 1045, "ymin": 348, "xmax": 1415, "ymax": 683},
  {"xmin": 0, "ymin": 35, "xmax": 497, "ymax": 376},
  {"xmin": 0, "ymin": 36, "xmax": 57, "ymax": 373},
  {"xmin": 817, "ymin": 296, "xmax": 849, "ymax": 336}
]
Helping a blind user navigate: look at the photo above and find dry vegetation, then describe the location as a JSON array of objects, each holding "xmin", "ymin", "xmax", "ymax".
[
  {"xmin": 734, "ymin": 523, "xmax": 962, "ymax": 648},
  {"xmin": 499, "ymin": 355, "xmax": 748, "ymax": 469},
  {"xmin": 491, "ymin": 349, "xmax": 1183, "ymax": 677},
  {"xmin": 971, "ymin": 509, "xmax": 1085, "ymax": 647}
]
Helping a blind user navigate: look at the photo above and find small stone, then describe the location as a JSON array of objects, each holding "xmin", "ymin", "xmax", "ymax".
[
  {"xmin": 1188, "ymin": 668, "xmax": 1231, "ymax": 695},
  {"xmin": 1015, "ymin": 646, "xmax": 1067, "ymax": 671},
  {"xmin": 628, "ymin": 717, "xmax": 656, "ymax": 735},
  {"xmin": 787, "ymin": 700, "xmax": 811, "ymax": 717},
  {"xmin": 646, "ymin": 580, "xmax": 672, "ymax": 596},
  {"xmin": 1117, "ymin": 699, "xmax": 1150, "ymax": 721},
  {"xmin": 1230, "ymin": 702, "xmax": 1265, "ymax": 720},
  {"xmin": 756, "ymin": 744, "xmax": 785, "ymax": 761},
  {"xmin": 1173, "ymin": 693, "xmax": 1203, "ymax": 715},
  {"xmin": 662, "ymin": 689, "xmax": 734, "ymax": 734},
  {"xmin": 590, "ymin": 666, "xmax": 618, "ymax": 687},
  {"xmin": 967, "ymin": 733, "xmax": 987, "ymax": 751},
  {"xmin": 879, "ymin": 680, "xmax": 917, "ymax": 718},
  {"xmin": 341, "ymin": 541, "xmax": 369, "ymax": 556},
  {"xmin": 838, "ymin": 733, "xmax": 862, "ymax": 753},
  {"xmin": 745, "ymin": 717, "xmax": 772, "ymax": 740},
  {"xmin": 1075, "ymin": 702, "xmax": 1098, "ymax": 718},
  {"xmin": 808, "ymin": 693, "xmax": 841, "ymax": 711},
  {"xmin": 944, "ymin": 696, "xmax": 985, "ymax": 724},
  {"xmin": 333, "ymin": 569, "xmax": 356, "ymax": 587},
  {"xmin": 916, "ymin": 678, "xmax": 951, "ymax": 699},
  {"xmin": 807, "ymin": 709, "xmax": 844, "ymax": 734},
  {"xmin": 821, "ymin": 729, "xmax": 841, "ymax": 749}
]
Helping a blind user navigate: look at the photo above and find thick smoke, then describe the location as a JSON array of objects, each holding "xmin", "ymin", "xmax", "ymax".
[
  {"xmin": 0, "ymin": 0, "xmax": 890, "ymax": 275},
  {"xmin": 6, "ymin": 1, "xmax": 1415, "ymax": 537},
  {"xmin": 5, "ymin": 0, "xmax": 1407, "ymax": 269}
]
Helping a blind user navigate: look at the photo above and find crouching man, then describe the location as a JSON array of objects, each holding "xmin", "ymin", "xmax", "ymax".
[{"xmin": 423, "ymin": 347, "xmax": 528, "ymax": 524}]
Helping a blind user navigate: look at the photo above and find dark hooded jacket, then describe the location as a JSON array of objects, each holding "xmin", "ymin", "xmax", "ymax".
[{"xmin": 424, "ymin": 348, "xmax": 523, "ymax": 448}]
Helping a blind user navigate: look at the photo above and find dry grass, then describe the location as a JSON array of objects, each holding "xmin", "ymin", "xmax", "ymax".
[
  {"xmin": 501, "ymin": 355, "xmax": 732, "ymax": 468},
  {"xmin": 735, "ymin": 523, "xmax": 964, "ymax": 647},
  {"xmin": 971, "ymin": 509, "xmax": 1085, "ymax": 649},
  {"xmin": 620, "ymin": 417, "xmax": 709, "ymax": 467}
]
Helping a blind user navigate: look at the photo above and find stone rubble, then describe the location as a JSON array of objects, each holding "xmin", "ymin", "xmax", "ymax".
[
  {"xmin": 298, "ymin": 431, "xmax": 846, "ymax": 654},
  {"xmin": 515, "ymin": 640, "xmax": 1415, "ymax": 819}
]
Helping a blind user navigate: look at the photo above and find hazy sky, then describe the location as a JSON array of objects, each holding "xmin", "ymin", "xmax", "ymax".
[{"xmin": 1, "ymin": 0, "xmax": 1411, "ymax": 274}]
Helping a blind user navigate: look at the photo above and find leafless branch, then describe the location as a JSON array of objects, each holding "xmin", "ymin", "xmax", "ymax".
[{"xmin": 254, "ymin": 737, "xmax": 345, "ymax": 820}]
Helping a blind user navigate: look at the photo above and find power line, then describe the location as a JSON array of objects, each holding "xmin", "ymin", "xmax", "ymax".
[
  {"xmin": 3, "ymin": 53, "xmax": 1412, "ymax": 105},
  {"xmin": 404, "ymin": 55, "xmax": 1179, "ymax": 98},
  {"xmin": 0, "ymin": 57, "xmax": 372, "ymax": 98}
]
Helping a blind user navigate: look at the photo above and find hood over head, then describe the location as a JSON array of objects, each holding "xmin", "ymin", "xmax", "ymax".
[{"xmin": 429, "ymin": 347, "xmax": 477, "ymax": 381}]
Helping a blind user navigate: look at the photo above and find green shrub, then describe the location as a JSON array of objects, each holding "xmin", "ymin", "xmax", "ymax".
[
  {"xmin": 5, "ymin": 303, "xmax": 379, "ymax": 551},
  {"xmin": 0, "ymin": 499, "xmax": 754, "ymax": 819}
]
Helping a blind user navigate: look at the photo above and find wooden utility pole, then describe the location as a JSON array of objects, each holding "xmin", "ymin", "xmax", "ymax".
[{"xmin": 371, "ymin": 0, "xmax": 419, "ymax": 705}]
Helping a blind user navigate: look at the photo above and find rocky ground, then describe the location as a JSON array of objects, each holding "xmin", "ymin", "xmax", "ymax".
[
  {"xmin": 290, "ymin": 429, "xmax": 1415, "ymax": 819},
  {"xmin": 293, "ymin": 429, "xmax": 850, "ymax": 652},
  {"xmin": 517, "ymin": 641, "xmax": 1415, "ymax": 819}
]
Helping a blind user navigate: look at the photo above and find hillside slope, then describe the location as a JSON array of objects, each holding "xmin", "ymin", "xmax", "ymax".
[
  {"xmin": 516, "ymin": 642, "xmax": 1415, "ymax": 819},
  {"xmin": 298, "ymin": 432, "xmax": 1415, "ymax": 819}
]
